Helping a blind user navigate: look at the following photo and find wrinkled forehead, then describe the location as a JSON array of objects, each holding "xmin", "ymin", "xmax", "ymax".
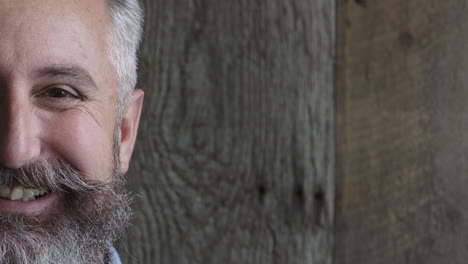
[{"xmin": 0, "ymin": 0, "xmax": 114, "ymax": 90}]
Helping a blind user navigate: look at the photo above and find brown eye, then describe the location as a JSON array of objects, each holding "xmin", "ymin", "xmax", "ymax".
[
  {"xmin": 47, "ymin": 88, "xmax": 76, "ymax": 98},
  {"xmin": 34, "ymin": 86, "xmax": 82, "ymax": 111}
]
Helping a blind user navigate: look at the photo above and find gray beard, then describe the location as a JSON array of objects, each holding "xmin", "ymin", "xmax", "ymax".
[{"xmin": 0, "ymin": 138, "xmax": 132, "ymax": 264}]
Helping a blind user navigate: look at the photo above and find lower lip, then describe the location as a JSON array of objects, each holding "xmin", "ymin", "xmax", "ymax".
[{"xmin": 0, "ymin": 192, "xmax": 59, "ymax": 216}]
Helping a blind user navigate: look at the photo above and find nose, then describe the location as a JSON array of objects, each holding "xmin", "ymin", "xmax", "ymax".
[{"xmin": 0, "ymin": 96, "xmax": 41, "ymax": 168}]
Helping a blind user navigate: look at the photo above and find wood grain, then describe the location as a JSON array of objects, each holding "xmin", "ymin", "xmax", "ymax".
[
  {"xmin": 117, "ymin": 1, "xmax": 335, "ymax": 263},
  {"xmin": 335, "ymin": 0, "xmax": 468, "ymax": 263}
]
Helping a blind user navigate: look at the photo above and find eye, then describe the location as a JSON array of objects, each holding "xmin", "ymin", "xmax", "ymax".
[
  {"xmin": 34, "ymin": 85, "xmax": 83, "ymax": 111},
  {"xmin": 44, "ymin": 87, "xmax": 80, "ymax": 99}
]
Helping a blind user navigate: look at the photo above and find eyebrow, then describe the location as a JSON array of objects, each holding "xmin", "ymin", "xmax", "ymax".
[{"xmin": 35, "ymin": 64, "xmax": 98, "ymax": 90}]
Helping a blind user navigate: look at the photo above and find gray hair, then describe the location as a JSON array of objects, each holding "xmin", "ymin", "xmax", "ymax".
[{"xmin": 106, "ymin": 0, "xmax": 144, "ymax": 119}]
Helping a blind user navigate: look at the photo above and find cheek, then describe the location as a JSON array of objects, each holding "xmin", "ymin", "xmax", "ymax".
[{"xmin": 40, "ymin": 110, "xmax": 116, "ymax": 181}]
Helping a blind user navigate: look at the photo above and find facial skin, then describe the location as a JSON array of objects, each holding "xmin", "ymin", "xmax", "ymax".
[
  {"xmin": 0, "ymin": 0, "xmax": 143, "ymax": 213},
  {"xmin": 0, "ymin": 0, "xmax": 143, "ymax": 263}
]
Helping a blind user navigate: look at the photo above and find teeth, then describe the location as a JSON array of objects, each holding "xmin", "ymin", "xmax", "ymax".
[
  {"xmin": 23, "ymin": 188, "xmax": 35, "ymax": 199},
  {"xmin": 10, "ymin": 186, "xmax": 23, "ymax": 201},
  {"xmin": 0, "ymin": 186, "xmax": 47, "ymax": 201}
]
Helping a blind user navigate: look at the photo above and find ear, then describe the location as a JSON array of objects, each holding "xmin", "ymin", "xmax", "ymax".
[{"xmin": 118, "ymin": 89, "xmax": 144, "ymax": 173}]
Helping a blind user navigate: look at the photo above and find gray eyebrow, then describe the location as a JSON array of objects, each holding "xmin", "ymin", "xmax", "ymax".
[{"xmin": 35, "ymin": 64, "xmax": 98, "ymax": 90}]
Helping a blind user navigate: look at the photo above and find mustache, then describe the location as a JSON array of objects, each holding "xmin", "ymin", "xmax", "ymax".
[{"xmin": 0, "ymin": 160, "xmax": 109, "ymax": 193}]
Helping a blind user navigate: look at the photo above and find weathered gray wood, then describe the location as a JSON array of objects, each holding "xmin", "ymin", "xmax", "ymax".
[
  {"xmin": 117, "ymin": 1, "xmax": 334, "ymax": 263},
  {"xmin": 336, "ymin": 0, "xmax": 468, "ymax": 263}
]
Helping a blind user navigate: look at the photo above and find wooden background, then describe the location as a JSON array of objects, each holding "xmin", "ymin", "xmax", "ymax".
[
  {"xmin": 117, "ymin": 0, "xmax": 335, "ymax": 263},
  {"xmin": 335, "ymin": 0, "xmax": 468, "ymax": 263},
  {"xmin": 116, "ymin": 0, "xmax": 468, "ymax": 263}
]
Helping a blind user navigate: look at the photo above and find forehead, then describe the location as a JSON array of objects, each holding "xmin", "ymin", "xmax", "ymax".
[{"xmin": 0, "ymin": 0, "xmax": 114, "ymax": 90}]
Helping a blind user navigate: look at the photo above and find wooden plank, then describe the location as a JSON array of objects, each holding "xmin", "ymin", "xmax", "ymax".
[
  {"xmin": 335, "ymin": 0, "xmax": 468, "ymax": 263},
  {"xmin": 117, "ymin": 1, "xmax": 335, "ymax": 263}
]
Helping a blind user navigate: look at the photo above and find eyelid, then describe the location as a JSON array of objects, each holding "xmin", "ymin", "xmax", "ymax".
[{"xmin": 49, "ymin": 85, "xmax": 79, "ymax": 96}]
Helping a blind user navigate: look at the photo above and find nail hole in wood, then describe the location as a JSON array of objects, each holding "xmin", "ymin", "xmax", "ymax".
[
  {"xmin": 294, "ymin": 184, "xmax": 305, "ymax": 206},
  {"xmin": 314, "ymin": 189, "xmax": 324, "ymax": 208},
  {"xmin": 257, "ymin": 184, "xmax": 266, "ymax": 202},
  {"xmin": 313, "ymin": 188, "xmax": 325, "ymax": 227}
]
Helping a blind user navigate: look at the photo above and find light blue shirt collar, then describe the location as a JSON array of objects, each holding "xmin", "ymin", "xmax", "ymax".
[{"xmin": 108, "ymin": 246, "xmax": 121, "ymax": 264}]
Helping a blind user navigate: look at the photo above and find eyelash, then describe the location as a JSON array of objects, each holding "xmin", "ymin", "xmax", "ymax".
[
  {"xmin": 47, "ymin": 87, "xmax": 77, "ymax": 98},
  {"xmin": 32, "ymin": 85, "xmax": 84, "ymax": 112},
  {"xmin": 42, "ymin": 86, "xmax": 82, "ymax": 100}
]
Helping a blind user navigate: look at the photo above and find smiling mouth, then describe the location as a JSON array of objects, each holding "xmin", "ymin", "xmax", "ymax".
[{"xmin": 0, "ymin": 186, "xmax": 49, "ymax": 202}]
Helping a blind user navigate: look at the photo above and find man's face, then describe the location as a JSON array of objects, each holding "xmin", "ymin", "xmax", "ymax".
[{"xmin": 0, "ymin": 0, "xmax": 143, "ymax": 263}]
